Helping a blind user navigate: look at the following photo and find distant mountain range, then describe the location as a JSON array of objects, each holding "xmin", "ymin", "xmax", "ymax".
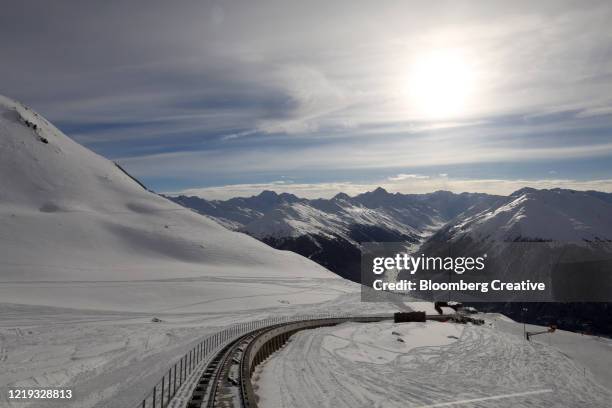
[
  {"xmin": 168, "ymin": 187, "xmax": 612, "ymax": 335},
  {"xmin": 167, "ymin": 187, "xmax": 612, "ymax": 282},
  {"xmin": 167, "ymin": 188, "xmax": 501, "ymax": 280}
]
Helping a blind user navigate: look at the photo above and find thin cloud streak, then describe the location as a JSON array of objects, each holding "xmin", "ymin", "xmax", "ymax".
[{"xmin": 119, "ymin": 140, "xmax": 612, "ymax": 178}]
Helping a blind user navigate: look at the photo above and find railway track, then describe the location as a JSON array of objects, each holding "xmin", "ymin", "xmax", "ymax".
[{"xmin": 184, "ymin": 316, "xmax": 389, "ymax": 408}]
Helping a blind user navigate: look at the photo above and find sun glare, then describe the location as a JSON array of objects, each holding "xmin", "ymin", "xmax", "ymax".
[{"xmin": 406, "ymin": 49, "xmax": 476, "ymax": 119}]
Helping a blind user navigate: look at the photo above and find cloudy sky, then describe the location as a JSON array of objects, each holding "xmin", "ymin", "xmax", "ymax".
[{"xmin": 3, "ymin": 0, "xmax": 612, "ymax": 199}]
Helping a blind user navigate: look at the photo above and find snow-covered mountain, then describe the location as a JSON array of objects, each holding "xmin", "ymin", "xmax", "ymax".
[
  {"xmin": 0, "ymin": 95, "xmax": 334, "ymax": 285},
  {"xmin": 419, "ymin": 187, "xmax": 612, "ymax": 283},
  {"xmin": 169, "ymin": 186, "xmax": 612, "ymax": 287},
  {"xmin": 168, "ymin": 188, "xmax": 502, "ymax": 280},
  {"xmin": 434, "ymin": 187, "xmax": 612, "ymax": 243},
  {"xmin": 171, "ymin": 190, "xmax": 302, "ymax": 230},
  {"xmin": 417, "ymin": 187, "xmax": 612, "ymax": 334}
]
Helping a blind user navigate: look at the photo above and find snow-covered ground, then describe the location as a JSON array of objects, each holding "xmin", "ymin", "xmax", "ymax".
[
  {"xmin": 254, "ymin": 316, "xmax": 612, "ymax": 408},
  {"xmin": 0, "ymin": 290, "xmax": 398, "ymax": 408}
]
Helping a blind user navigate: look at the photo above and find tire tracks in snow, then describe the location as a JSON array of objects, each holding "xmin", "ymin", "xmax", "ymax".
[{"xmin": 256, "ymin": 322, "xmax": 612, "ymax": 408}]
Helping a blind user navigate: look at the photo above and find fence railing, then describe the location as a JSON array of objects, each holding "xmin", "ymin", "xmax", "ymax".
[{"xmin": 132, "ymin": 312, "xmax": 355, "ymax": 408}]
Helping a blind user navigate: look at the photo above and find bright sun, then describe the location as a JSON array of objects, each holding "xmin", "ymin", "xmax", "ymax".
[{"xmin": 406, "ymin": 49, "xmax": 476, "ymax": 119}]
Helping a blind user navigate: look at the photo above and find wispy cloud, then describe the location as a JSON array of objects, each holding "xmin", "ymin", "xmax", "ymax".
[
  {"xmin": 118, "ymin": 136, "xmax": 612, "ymax": 178},
  {"xmin": 388, "ymin": 174, "xmax": 430, "ymax": 181},
  {"xmin": 575, "ymin": 106, "xmax": 612, "ymax": 119}
]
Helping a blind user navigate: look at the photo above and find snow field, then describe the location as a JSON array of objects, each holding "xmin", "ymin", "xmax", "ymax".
[{"xmin": 254, "ymin": 320, "xmax": 612, "ymax": 408}]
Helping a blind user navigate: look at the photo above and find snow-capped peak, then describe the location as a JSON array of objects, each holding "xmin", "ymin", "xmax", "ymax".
[{"xmin": 447, "ymin": 188, "xmax": 612, "ymax": 242}]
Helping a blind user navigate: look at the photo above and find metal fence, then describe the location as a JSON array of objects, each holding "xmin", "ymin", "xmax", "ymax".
[{"xmin": 133, "ymin": 312, "xmax": 354, "ymax": 408}]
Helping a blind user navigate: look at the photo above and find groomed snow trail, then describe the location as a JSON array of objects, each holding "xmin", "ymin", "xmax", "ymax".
[{"xmin": 254, "ymin": 321, "xmax": 612, "ymax": 408}]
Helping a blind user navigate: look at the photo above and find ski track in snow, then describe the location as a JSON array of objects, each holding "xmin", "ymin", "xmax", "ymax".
[
  {"xmin": 0, "ymin": 291, "xmax": 396, "ymax": 408},
  {"xmin": 254, "ymin": 321, "xmax": 612, "ymax": 408}
]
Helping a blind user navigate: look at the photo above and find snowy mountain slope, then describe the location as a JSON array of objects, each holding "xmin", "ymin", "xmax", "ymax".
[
  {"xmin": 419, "ymin": 187, "xmax": 612, "ymax": 285},
  {"xmin": 585, "ymin": 190, "xmax": 612, "ymax": 206},
  {"xmin": 440, "ymin": 187, "xmax": 612, "ymax": 243},
  {"xmin": 244, "ymin": 198, "xmax": 426, "ymax": 242},
  {"xmin": 417, "ymin": 188, "xmax": 612, "ymax": 332},
  {"xmin": 168, "ymin": 189, "xmax": 502, "ymax": 281},
  {"xmin": 0, "ymin": 95, "xmax": 335, "ymax": 285},
  {"xmin": 170, "ymin": 191, "xmax": 301, "ymax": 230},
  {"xmin": 350, "ymin": 188, "xmax": 501, "ymax": 223},
  {"xmin": 170, "ymin": 188, "xmax": 501, "ymax": 242}
]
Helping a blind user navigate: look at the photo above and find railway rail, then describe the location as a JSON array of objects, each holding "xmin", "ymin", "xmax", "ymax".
[
  {"xmin": 184, "ymin": 316, "xmax": 390, "ymax": 408},
  {"xmin": 139, "ymin": 312, "xmax": 471, "ymax": 408}
]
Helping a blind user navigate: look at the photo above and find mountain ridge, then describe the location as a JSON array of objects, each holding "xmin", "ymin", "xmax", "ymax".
[
  {"xmin": 167, "ymin": 186, "xmax": 612, "ymax": 281},
  {"xmin": 166, "ymin": 188, "xmax": 505, "ymax": 280}
]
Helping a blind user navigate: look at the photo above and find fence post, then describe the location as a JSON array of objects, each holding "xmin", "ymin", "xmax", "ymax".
[
  {"xmin": 167, "ymin": 368, "xmax": 171, "ymax": 403},
  {"xmin": 173, "ymin": 363, "xmax": 177, "ymax": 395},
  {"xmin": 179, "ymin": 358, "xmax": 183, "ymax": 385},
  {"xmin": 152, "ymin": 386, "xmax": 156, "ymax": 408},
  {"xmin": 161, "ymin": 376, "xmax": 165, "ymax": 408}
]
